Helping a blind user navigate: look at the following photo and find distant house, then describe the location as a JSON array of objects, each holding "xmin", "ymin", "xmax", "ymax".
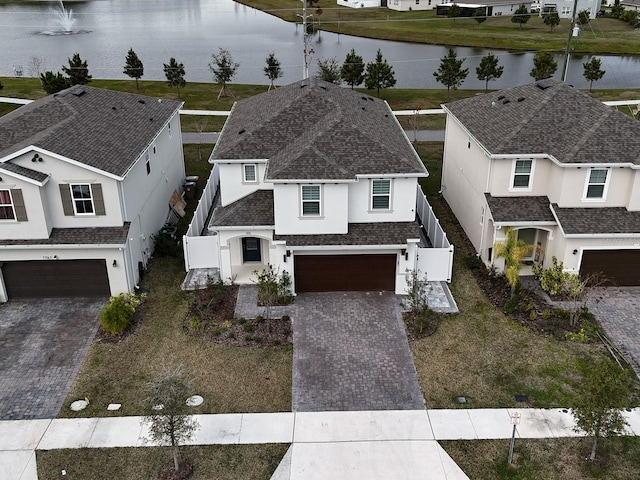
[
  {"xmin": 441, "ymin": 79, "xmax": 640, "ymax": 286},
  {"xmin": 0, "ymin": 86, "xmax": 185, "ymax": 301},
  {"xmin": 540, "ymin": 0, "xmax": 602, "ymax": 18},
  {"xmin": 620, "ymin": 0, "xmax": 640, "ymax": 10},
  {"xmin": 337, "ymin": 0, "xmax": 382, "ymax": 8},
  {"xmin": 436, "ymin": 0, "xmax": 534, "ymax": 16},
  {"xmin": 388, "ymin": 0, "xmax": 445, "ymax": 12},
  {"xmin": 183, "ymin": 79, "xmax": 454, "ymax": 294}
]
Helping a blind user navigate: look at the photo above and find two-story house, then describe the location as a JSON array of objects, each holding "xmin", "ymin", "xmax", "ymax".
[
  {"xmin": 0, "ymin": 86, "xmax": 185, "ymax": 301},
  {"xmin": 197, "ymin": 78, "xmax": 434, "ymax": 294},
  {"xmin": 441, "ymin": 79, "xmax": 640, "ymax": 286}
]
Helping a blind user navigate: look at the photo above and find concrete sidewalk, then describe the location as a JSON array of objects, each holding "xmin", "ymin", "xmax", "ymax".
[{"xmin": 3, "ymin": 408, "xmax": 640, "ymax": 480}]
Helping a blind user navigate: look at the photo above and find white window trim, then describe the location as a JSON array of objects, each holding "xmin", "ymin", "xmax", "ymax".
[
  {"xmin": 370, "ymin": 179, "xmax": 393, "ymax": 212},
  {"xmin": 242, "ymin": 164, "xmax": 258, "ymax": 183},
  {"xmin": 300, "ymin": 184, "xmax": 322, "ymax": 217},
  {"xmin": 582, "ymin": 168, "xmax": 610, "ymax": 202},
  {"xmin": 509, "ymin": 159, "xmax": 535, "ymax": 192},
  {"xmin": 70, "ymin": 183, "xmax": 95, "ymax": 216},
  {"xmin": 0, "ymin": 189, "xmax": 16, "ymax": 221}
]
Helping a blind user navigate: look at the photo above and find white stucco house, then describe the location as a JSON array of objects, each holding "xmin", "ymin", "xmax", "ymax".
[
  {"xmin": 540, "ymin": 0, "xmax": 602, "ymax": 18},
  {"xmin": 441, "ymin": 79, "xmax": 640, "ymax": 286},
  {"xmin": 0, "ymin": 86, "xmax": 185, "ymax": 301},
  {"xmin": 436, "ymin": 0, "xmax": 534, "ymax": 16},
  {"xmin": 388, "ymin": 0, "xmax": 445, "ymax": 12},
  {"xmin": 183, "ymin": 78, "xmax": 454, "ymax": 295}
]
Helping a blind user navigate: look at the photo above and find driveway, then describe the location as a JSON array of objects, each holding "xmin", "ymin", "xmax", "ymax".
[
  {"xmin": 585, "ymin": 287, "xmax": 640, "ymax": 376},
  {"xmin": 0, "ymin": 298, "xmax": 105, "ymax": 420},
  {"xmin": 292, "ymin": 292, "xmax": 425, "ymax": 412}
]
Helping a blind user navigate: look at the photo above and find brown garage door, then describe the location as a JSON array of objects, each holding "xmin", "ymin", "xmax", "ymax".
[
  {"xmin": 2, "ymin": 259, "xmax": 110, "ymax": 298},
  {"xmin": 580, "ymin": 250, "xmax": 640, "ymax": 286},
  {"xmin": 294, "ymin": 254, "xmax": 396, "ymax": 292}
]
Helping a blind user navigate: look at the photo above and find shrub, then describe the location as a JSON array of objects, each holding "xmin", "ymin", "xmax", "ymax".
[
  {"xmin": 211, "ymin": 327, "xmax": 222, "ymax": 336},
  {"xmin": 533, "ymin": 256, "xmax": 567, "ymax": 297},
  {"xmin": 188, "ymin": 316, "xmax": 200, "ymax": 332},
  {"xmin": 254, "ymin": 264, "xmax": 294, "ymax": 308},
  {"xmin": 242, "ymin": 323, "xmax": 254, "ymax": 333},
  {"xmin": 255, "ymin": 315, "xmax": 264, "ymax": 323},
  {"xmin": 227, "ymin": 332, "xmax": 235, "ymax": 339},
  {"xmin": 100, "ymin": 292, "xmax": 142, "ymax": 335},
  {"xmin": 281, "ymin": 314, "xmax": 290, "ymax": 322},
  {"xmin": 238, "ymin": 317, "xmax": 246, "ymax": 324}
]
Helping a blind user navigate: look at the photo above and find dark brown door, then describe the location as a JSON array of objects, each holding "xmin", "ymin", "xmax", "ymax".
[
  {"xmin": 580, "ymin": 250, "xmax": 640, "ymax": 286},
  {"xmin": 2, "ymin": 259, "xmax": 110, "ymax": 298},
  {"xmin": 294, "ymin": 254, "xmax": 396, "ymax": 292}
]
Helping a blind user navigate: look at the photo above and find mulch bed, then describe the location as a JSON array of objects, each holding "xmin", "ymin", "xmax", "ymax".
[
  {"xmin": 94, "ymin": 302, "xmax": 145, "ymax": 344},
  {"xmin": 184, "ymin": 283, "xmax": 292, "ymax": 349},
  {"xmin": 158, "ymin": 459, "xmax": 193, "ymax": 480}
]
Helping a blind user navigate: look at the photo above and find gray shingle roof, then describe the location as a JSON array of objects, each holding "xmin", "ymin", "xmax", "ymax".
[
  {"xmin": 274, "ymin": 221, "xmax": 421, "ymax": 246},
  {"xmin": 212, "ymin": 78, "xmax": 427, "ymax": 180},
  {"xmin": 210, "ymin": 190, "xmax": 275, "ymax": 227},
  {"xmin": 551, "ymin": 204, "xmax": 640, "ymax": 235},
  {"xmin": 444, "ymin": 79, "xmax": 640, "ymax": 165},
  {"xmin": 485, "ymin": 194, "xmax": 555, "ymax": 223},
  {"xmin": 0, "ymin": 86, "xmax": 182, "ymax": 178},
  {"xmin": 0, "ymin": 161, "xmax": 49, "ymax": 183},
  {"xmin": 0, "ymin": 223, "xmax": 130, "ymax": 245}
]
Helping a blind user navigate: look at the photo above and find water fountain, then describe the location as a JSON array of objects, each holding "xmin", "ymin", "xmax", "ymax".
[{"xmin": 40, "ymin": 1, "xmax": 90, "ymax": 36}]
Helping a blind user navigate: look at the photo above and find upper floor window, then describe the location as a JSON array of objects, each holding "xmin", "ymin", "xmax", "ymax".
[
  {"xmin": 512, "ymin": 159, "xmax": 533, "ymax": 189},
  {"xmin": 243, "ymin": 164, "xmax": 257, "ymax": 183},
  {"xmin": 372, "ymin": 179, "xmax": 391, "ymax": 210},
  {"xmin": 0, "ymin": 190, "xmax": 15, "ymax": 220},
  {"xmin": 71, "ymin": 184, "xmax": 94, "ymax": 214},
  {"xmin": 561, "ymin": 6, "xmax": 571, "ymax": 15},
  {"xmin": 584, "ymin": 168, "xmax": 608, "ymax": 200},
  {"xmin": 301, "ymin": 185, "xmax": 321, "ymax": 216}
]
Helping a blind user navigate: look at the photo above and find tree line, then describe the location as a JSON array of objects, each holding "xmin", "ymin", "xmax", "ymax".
[{"xmin": 38, "ymin": 46, "xmax": 607, "ymax": 98}]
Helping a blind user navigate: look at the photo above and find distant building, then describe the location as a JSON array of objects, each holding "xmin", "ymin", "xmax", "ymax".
[
  {"xmin": 337, "ymin": 0, "xmax": 382, "ymax": 8},
  {"xmin": 540, "ymin": 0, "xmax": 602, "ymax": 18},
  {"xmin": 437, "ymin": 0, "xmax": 534, "ymax": 16},
  {"xmin": 388, "ymin": 0, "xmax": 445, "ymax": 12}
]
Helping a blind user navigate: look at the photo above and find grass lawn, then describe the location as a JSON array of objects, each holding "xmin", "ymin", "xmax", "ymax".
[
  {"xmin": 36, "ymin": 444, "xmax": 289, "ymax": 480},
  {"xmin": 235, "ymin": 0, "xmax": 640, "ymax": 55},
  {"xmin": 442, "ymin": 437, "xmax": 640, "ymax": 480}
]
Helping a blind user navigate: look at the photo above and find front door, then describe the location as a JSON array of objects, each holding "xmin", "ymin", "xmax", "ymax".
[{"xmin": 242, "ymin": 237, "xmax": 261, "ymax": 262}]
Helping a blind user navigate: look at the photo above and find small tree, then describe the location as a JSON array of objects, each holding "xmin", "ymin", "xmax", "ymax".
[
  {"xmin": 476, "ymin": 53, "xmax": 504, "ymax": 92},
  {"xmin": 341, "ymin": 48, "xmax": 365, "ymax": 89},
  {"xmin": 253, "ymin": 264, "xmax": 293, "ymax": 321},
  {"xmin": 62, "ymin": 53, "xmax": 92, "ymax": 85},
  {"xmin": 164, "ymin": 57, "xmax": 186, "ymax": 98},
  {"xmin": 543, "ymin": 11, "xmax": 561, "ymax": 32},
  {"xmin": 316, "ymin": 57, "xmax": 342, "ymax": 85},
  {"xmin": 583, "ymin": 57, "xmax": 605, "ymax": 92},
  {"xmin": 209, "ymin": 48, "xmax": 239, "ymax": 99},
  {"xmin": 144, "ymin": 366, "xmax": 200, "ymax": 474},
  {"xmin": 433, "ymin": 48, "xmax": 469, "ymax": 101},
  {"xmin": 577, "ymin": 9, "xmax": 591, "ymax": 26},
  {"xmin": 473, "ymin": 7, "xmax": 487, "ymax": 29},
  {"xmin": 493, "ymin": 226, "xmax": 532, "ymax": 296},
  {"xmin": 511, "ymin": 4, "xmax": 531, "ymax": 29},
  {"xmin": 530, "ymin": 51, "xmax": 558, "ymax": 80},
  {"xmin": 572, "ymin": 356, "xmax": 633, "ymax": 462},
  {"xmin": 27, "ymin": 55, "xmax": 46, "ymax": 78},
  {"xmin": 263, "ymin": 52, "xmax": 282, "ymax": 91},
  {"xmin": 40, "ymin": 71, "xmax": 71, "ymax": 94},
  {"xmin": 123, "ymin": 48, "xmax": 144, "ymax": 89},
  {"xmin": 364, "ymin": 49, "xmax": 396, "ymax": 97},
  {"xmin": 448, "ymin": 3, "xmax": 462, "ymax": 24}
]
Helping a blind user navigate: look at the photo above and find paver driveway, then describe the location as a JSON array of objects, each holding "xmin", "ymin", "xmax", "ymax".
[
  {"xmin": 0, "ymin": 298, "xmax": 105, "ymax": 420},
  {"xmin": 292, "ymin": 292, "xmax": 425, "ymax": 411},
  {"xmin": 585, "ymin": 287, "xmax": 640, "ymax": 376}
]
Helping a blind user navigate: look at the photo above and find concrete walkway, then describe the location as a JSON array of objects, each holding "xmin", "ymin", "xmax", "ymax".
[{"xmin": 4, "ymin": 408, "xmax": 640, "ymax": 480}]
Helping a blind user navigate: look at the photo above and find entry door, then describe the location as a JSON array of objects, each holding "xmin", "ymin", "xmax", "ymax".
[{"xmin": 242, "ymin": 237, "xmax": 261, "ymax": 262}]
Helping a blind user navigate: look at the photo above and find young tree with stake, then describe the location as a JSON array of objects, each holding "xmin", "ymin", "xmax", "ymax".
[
  {"xmin": 476, "ymin": 53, "xmax": 503, "ymax": 92},
  {"xmin": 433, "ymin": 48, "xmax": 468, "ymax": 101},
  {"xmin": 209, "ymin": 48, "xmax": 239, "ymax": 99},
  {"xmin": 123, "ymin": 48, "xmax": 144, "ymax": 89},
  {"xmin": 163, "ymin": 57, "xmax": 186, "ymax": 98},
  {"xmin": 264, "ymin": 52, "xmax": 282, "ymax": 91}
]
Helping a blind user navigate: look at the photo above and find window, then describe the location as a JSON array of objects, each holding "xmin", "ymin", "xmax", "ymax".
[
  {"xmin": 301, "ymin": 185, "xmax": 320, "ymax": 216},
  {"xmin": 0, "ymin": 190, "xmax": 15, "ymax": 220},
  {"xmin": 561, "ymin": 6, "xmax": 571, "ymax": 14},
  {"xmin": 585, "ymin": 168, "xmax": 608, "ymax": 199},
  {"xmin": 71, "ymin": 184, "xmax": 94, "ymax": 214},
  {"xmin": 243, "ymin": 164, "xmax": 257, "ymax": 183},
  {"xmin": 512, "ymin": 159, "xmax": 533, "ymax": 189},
  {"xmin": 372, "ymin": 179, "xmax": 391, "ymax": 210}
]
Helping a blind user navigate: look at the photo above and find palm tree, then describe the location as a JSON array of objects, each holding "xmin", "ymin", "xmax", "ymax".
[{"xmin": 493, "ymin": 227, "xmax": 533, "ymax": 296}]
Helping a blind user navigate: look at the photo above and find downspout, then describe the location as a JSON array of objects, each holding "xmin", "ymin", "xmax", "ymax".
[{"xmin": 479, "ymin": 154, "xmax": 494, "ymax": 258}]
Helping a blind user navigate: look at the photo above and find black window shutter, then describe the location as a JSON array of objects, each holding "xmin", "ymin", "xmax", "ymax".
[{"xmin": 92, "ymin": 184, "xmax": 106, "ymax": 216}]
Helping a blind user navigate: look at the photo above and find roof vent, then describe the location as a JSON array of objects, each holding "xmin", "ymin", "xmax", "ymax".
[
  {"xmin": 368, "ymin": 97, "xmax": 374, "ymax": 102},
  {"xmin": 138, "ymin": 99, "xmax": 146, "ymax": 104},
  {"xmin": 149, "ymin": 117, "xmax": 153, "ymax": 121},
  {"xmin": 319, "ymin": 86, "xmax": 327, "ymax": 90},
  {"xmin": 238, "ymin": 129, "xmax": 246, "ymax": 135},
  {"xmin": 502, "ymin": 99, "xmax": 510, "ymax": 104},
  {"xmin": 71, "ymin": 86, "xmax": 86, "ymax": 96},
  {"xmin": 497, "ymin": 95, "xmax": 505, "ymax": 100},
  {"xmin": 362, "ymin": 107, "xmax": 366, "ymax": 110},
  {"xmin": 385, "ymin": 114, "xmax": 389, "ymax": 117},
  {"xmin": 361, "ymin": 96, "xmax": 368, "ymax": 101},
  {"xmin": 536, "ymin": 80, "xmax": 553, "ymax": 90},
  {"xmin": 112, "ymin": 106, "xmax": 116, "ymax": 110},
  {"xmin": 300, "ymin": 84, "xmax": 307, "ymax": 89},
  {"xmin": 517, "ymin": 97, "xmax": 525, "ymax": 102}
]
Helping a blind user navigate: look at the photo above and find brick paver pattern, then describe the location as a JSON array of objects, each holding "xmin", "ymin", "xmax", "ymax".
[
  {"xmin": 0, "ymin": 298, "xmax": 105, "ymax": 420},
  {"xmin": 292, "ymin": 291, "xmax": 425, "ymax": 412}
]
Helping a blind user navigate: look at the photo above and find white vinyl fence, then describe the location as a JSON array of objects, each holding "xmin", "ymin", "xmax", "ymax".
[
  {"xmin": 183, "ymin": 165, "xmax": 220, "ymax": 271},
  {"xmin": 415, "ymin": 185, "xmax": 454, "ymax": 282}
]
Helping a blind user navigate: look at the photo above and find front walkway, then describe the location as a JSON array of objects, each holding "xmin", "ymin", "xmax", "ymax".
[{"xmin": 4, "ymin": 408, "xmax": 640, "ymax": 480}]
